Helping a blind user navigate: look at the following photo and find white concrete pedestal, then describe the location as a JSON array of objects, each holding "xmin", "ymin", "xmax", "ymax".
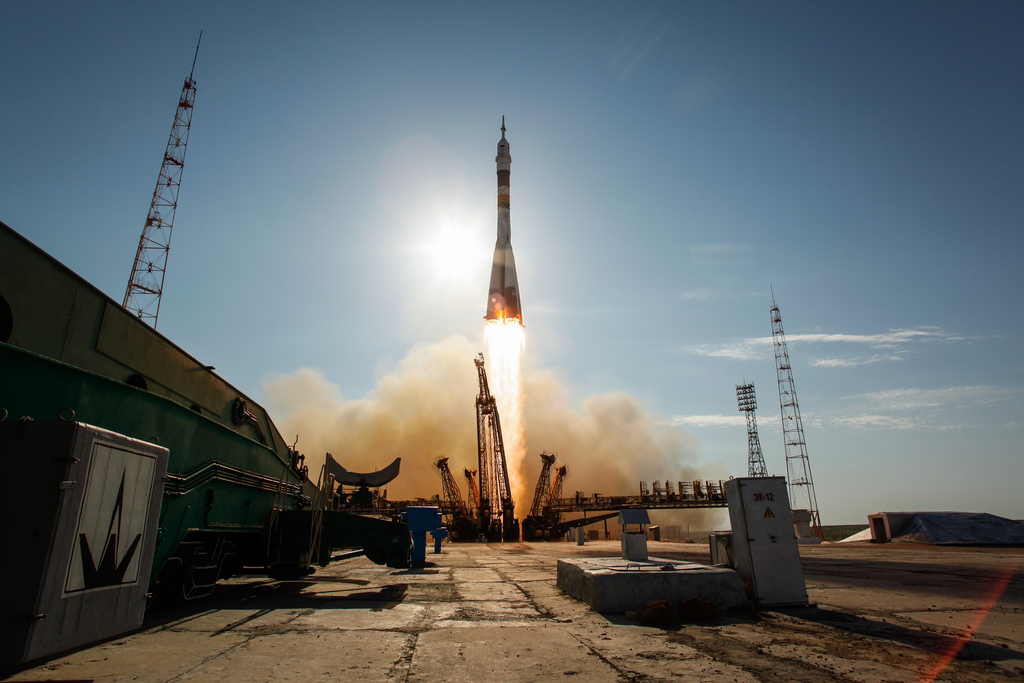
[
  {"xmin": 557, "ymin": 557, "xmax": 749, "ymax": 614},
  {"xmin": 620, "ymin": 532, "xmax": 648, "ymax": 560}
]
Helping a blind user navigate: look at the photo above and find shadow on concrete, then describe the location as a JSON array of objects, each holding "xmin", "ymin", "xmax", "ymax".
[
  {"xmin": 394, "ymin": 562, "xmax": 440, "ymax": 574},
  {"xmin": 776, "ymin": 605, "xmax": 1024, "ymax": 664},
  {"xmin": 141, "ymin": 579, "xmax": 411, "ymax": 630}
]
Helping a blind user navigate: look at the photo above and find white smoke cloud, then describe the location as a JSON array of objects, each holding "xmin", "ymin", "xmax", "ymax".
[
  {"xmin": 262, "ymin": 335, "xmax": 719, "ymax": 527},
  {"xmin": 262, "ymin": 336, "xmax": 479, "ymax": 501}
]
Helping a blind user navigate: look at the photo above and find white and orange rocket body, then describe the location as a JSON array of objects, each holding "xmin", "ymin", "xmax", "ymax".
[{"xmin": 485, "ymin": 120, "xmax": 522, "ymax": 324}]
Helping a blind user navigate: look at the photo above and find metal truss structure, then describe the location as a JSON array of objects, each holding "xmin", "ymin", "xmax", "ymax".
[
  {"xmin": 736, "ymin": 382, "xmax": 769, "ymax": 477},
  {"xmin": 124, "ymin": 36, "xmax": 201, "ymax": 327},
  {"xmin": 770, "ymin": 290, "xmax": 823, "ymax": 539}
]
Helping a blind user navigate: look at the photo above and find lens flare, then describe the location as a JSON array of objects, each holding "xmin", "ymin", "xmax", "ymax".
[
  {"xmin": 919, "ymin": 559, "xmax": 1020, "ymax": 682},
  {"xmin": 484, "ymin": 318, "xmax": 526, "ymax": 512}
]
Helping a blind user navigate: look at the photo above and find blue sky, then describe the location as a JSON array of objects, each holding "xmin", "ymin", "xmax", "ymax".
[{"xmin": 3, "ymin": 2, "xmax": 1022, "ymax": 524}]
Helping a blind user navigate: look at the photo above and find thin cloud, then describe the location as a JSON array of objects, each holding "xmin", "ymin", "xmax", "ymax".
[
  {"xmin": 610, "ymin": 18, "xmax": 671, "ymax": 80},
  {"xmin": 811, "ymin": 354, "xmax": 903, "ymax": 368},
  {"xmin": 687, "ymin": 337, "xmax": 772, "ymax": 361},
  {"xmin": 846, "ymin": 385, "xmax": 1012, "ymax": 411},
  {"xmin": 671, "ymin": 414, "xmax": 747, "ymax": 428},
  {"xmin": 688, "ymin": 327, "xmax": 955, "ymax": 362},
  {"xmin": 785, "ymin": 330, "xmax": 944, "ymax": 347},
  {"xmin": 673, "ymin": 386, "xmax": 1014, "ymax": 434},
  {"xmin": 670, "ymin": 414, "xmax": 783, "ymax": 429},
  {"xmin": 679, "ymin": 287, "xmax": 719, "ymax": 301},
  {"xmin": 824, "ymin": 385, "xmax": 1015, "ymax": 431},
  {"xmin": 689, "ymin": 244, "xmax": 754, "ymax": 265},
  {"xmin": 832, "ymin": 414, "xmax": 917, "ymax": 430},
  {"xmin": 675, "ymin": 68, "xmax": 729, "ymax": 113}
]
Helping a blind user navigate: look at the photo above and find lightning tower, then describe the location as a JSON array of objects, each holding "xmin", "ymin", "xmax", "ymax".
[
  {"xmin": 770, "ymin": 290, "xmax": 823, "ymax": 539},
  {"xmin": 736, "ymin": 382, "xmax": 769, "ymax": 477},
  {"xmin": 124, "ymin": 34, "xmax": 201, "ymax": 327}
]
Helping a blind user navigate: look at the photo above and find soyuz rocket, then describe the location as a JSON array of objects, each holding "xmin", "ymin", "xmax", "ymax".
[{"xmin": 485, "ymin": 117, "xmax": 522, "ymax": 324}]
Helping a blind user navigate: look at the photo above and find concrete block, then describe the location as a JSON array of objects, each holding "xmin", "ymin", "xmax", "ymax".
[
  {"xmin": 556, "ymin": 557, "xmax": 749, "ymax": 614},
  {"xmin": 620, "ymin": 533, "xmax": 648, "ymax": 561}
]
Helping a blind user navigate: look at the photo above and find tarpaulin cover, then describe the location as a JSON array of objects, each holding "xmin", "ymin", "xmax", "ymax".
[{"xmin": 885, "ymin": 512, "xmax": 1024, "ymax": 545}]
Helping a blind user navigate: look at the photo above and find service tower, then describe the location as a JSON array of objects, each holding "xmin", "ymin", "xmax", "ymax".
[{"xmin": 485, "ymin": 117, "xmax": 523, "ymax": 323}]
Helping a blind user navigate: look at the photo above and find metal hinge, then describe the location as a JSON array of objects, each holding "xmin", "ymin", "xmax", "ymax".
[{"xmin": 9, "ymin": 614, "xmax": 47, "ymax": 622}]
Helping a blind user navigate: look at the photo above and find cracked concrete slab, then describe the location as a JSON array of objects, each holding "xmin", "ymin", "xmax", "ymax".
[
  {"xmin": 4, "ymin": 540, "xmax": 1022, "ymax": 682},
  {"xmin": 408, "ymin": 627, "xmax": 613, "ymax": 682}
]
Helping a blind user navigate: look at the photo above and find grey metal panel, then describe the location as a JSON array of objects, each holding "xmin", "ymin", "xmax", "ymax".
[
  {"xmin": 0, "ymin": 421, "xmax": 167, "ymax": 664},
  {"xmin": 96, "ymin": 302, "xmax": 228, "ymax": 416},
  {"xmin": 709, "ymin": 532, "xmax": 734, "ymax": 567},
  {"xmin": 617, "ymin": 509, "xmax": 650, "ymax": 526},
  {"xmin": 725, "ymin": 477, "xmax": 807, "ymax": 607},
  {"xmin": 327, "ymin": 455, "xmax": 401, "ymax": 487}
]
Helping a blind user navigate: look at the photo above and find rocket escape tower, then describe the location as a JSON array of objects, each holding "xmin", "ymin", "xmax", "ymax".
[
  {"xmin": 736, "ymin": 382, "xmax": 769, "ymax": 478},
  {"xmin": 474, "ymin": 353, "xmax": 518, "ymax": 541},
  {"xmin": 770, "ymin": 291, "xmax": 824, "ymax": 539},
  {"xmin": 124, "ymin": 35, "xmax": 201, "ymax": 327}
]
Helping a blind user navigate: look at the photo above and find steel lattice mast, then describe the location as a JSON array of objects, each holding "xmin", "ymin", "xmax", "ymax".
[
  {"xmin": 474, "ymin": 353, "xmax": 517, "ymax": 540},
  {"xmin": 528, "ymin": 452, "xmax": 557, "ymax": 518},
  {"xmin": 464, "ymin": 468, "xmax": 480, "ymax": 511},
  {"xmin": 736, "ymin": 382, "xmax": 769, "ymax": 477},
  {"xmin": 770, "ymin": 290, "xmax": 823, "ymax": 539},
  {"xmin": 434, "ymin": 456, "xmax": 468, "ymax": 521},
  {"xmin": 124, "ymin": 34, "xmax": 201, "ymax": 327}
]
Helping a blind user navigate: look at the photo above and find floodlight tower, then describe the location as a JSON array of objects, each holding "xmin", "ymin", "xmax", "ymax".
[
  {"xmin": 736, "ymin": 382, "xmax": 769, "ymax": 477},
  {"xmin": 124, "ymin": 34, "xmax": 201, "ymax": 327},
  {"xmin": 770, "ymin": 290, "xmax": 824, "ymax": 539}
]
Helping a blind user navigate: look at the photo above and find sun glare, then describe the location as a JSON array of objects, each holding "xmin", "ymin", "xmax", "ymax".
[{"xmin": 422, "ymin": 225, "xmax": 484, "ymax": 284}]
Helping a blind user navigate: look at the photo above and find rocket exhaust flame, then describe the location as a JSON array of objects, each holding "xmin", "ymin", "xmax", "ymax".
[{"xmin": 485, "ymin": 318, "xmax": 526, "ymax": 512}]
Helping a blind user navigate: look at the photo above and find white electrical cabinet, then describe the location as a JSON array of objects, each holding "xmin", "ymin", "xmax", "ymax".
[
  {"xmin": 1, "ymin": 421, "xmax": 168, "ymax": 665},
  {"xmin": 724, "ymin": 477, "xmax": 807, "ymax": 607}
]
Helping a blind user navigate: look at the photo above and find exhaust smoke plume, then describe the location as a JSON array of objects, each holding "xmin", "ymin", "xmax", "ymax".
[{"xmin": 263, "ymin": 335, "xmax": 722, "ymax": 528}]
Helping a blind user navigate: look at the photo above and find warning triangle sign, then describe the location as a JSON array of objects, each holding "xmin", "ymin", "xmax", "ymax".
[{"xmin": 764, "ymin": 507, "xmax": 775, "ymax": 518}]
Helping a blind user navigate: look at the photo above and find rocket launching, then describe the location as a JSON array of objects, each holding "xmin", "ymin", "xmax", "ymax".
[
  {"xmin": 483, "ymin": 117, "xmax": 527, "ymax": 516},
  {"xmin": 485, "ymin": 117, "xmax": 522, "ymax": 324}
]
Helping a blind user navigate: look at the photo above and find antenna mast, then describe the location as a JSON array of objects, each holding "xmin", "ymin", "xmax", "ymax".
[
  {"xmin": 770, "ymin": 290, "xmax": 823, "ymax": 539},
  {"xmin": 124, "ymin": 33, "xmax": 202, "ymax": 327},
  {"xmin": 736, "ymin": 382, "xmax": 769, "ymax": 477}
]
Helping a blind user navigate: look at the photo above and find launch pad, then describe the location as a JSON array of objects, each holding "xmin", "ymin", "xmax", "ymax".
[
  {"xmin": 8, "ymin": 541, "xmax": 1021, "ymax": 682},
  {"xmin": 556, "ymin": 557, "xmax": 748, "ymax": 614},
  {"xmin": 325, "ymin": 348, "xmax": 730, "ymax": 543}
]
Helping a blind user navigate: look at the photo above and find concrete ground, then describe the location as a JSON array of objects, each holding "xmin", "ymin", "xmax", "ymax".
[{"xmin": 5, "ymin": 541, "xmax": 1022, "ymax": 682}]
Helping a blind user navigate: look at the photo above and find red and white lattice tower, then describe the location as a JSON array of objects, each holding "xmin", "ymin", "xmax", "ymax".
[
  {"xmin": 770, "ymin": 290, "xmax": 824, "ymax": 539},
  {"xmin": 124, "ymin": 35, "xmax": 201, "ymax": 327}
]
